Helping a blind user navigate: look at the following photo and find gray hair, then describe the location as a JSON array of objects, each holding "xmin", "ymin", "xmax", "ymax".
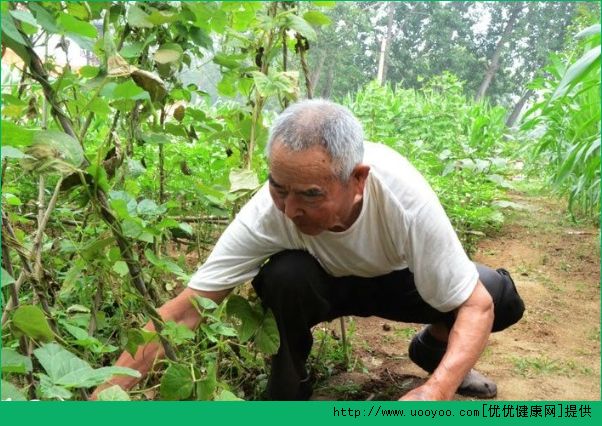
[{"xmin": 265, "ymin": 99, "xmax": 364, "ymax": 181}]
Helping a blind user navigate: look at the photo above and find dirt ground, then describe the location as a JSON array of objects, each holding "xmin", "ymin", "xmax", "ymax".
[{"xmin": 311, "ymin": 191, "xmax": 601, "ymax": 401}]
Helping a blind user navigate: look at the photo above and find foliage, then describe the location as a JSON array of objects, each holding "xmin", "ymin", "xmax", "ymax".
[
  {"xmin": 520, "ymin": 21, "xmax": 601, "ymax": 219},
  {"xmin": 1, "ymin": 1, "xmax": 323, "ymax": 400},
  {"xmin": 0, "ymin": 1, "xmax": 593, "ymax": 402}
]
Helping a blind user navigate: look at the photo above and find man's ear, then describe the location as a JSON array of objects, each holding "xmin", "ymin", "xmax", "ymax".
[
  {"xmin": 352, "ymin": 164, "xmax": 370, "ymax": 184},
  {"xmin": 351, "ymin": 164, "xmax": 370, "ymax": 193}
]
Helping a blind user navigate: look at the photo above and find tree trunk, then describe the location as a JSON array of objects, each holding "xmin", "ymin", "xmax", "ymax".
[
  {"xmin": 320, "ymin": 63, "xmax": 335, "ymax": 98},
  {"xmin": 309, "ymin": 50, "xmax": 326, "ymax": 96},
  {"xmin": 377, "ymin": 2, "xmax": 395, "ymax": 85},
  {"xmin": 475, "ymin": 4, "xmax": 522, "ymax": 101},
  {"xmin": 506, "ymin": 89, "xmax": 533, "ymax": 128}
]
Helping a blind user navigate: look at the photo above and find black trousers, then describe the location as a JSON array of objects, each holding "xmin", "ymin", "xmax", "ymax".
[{"xmin": 252, "ymin": 250, "xmax": 525, "ymax": 400}]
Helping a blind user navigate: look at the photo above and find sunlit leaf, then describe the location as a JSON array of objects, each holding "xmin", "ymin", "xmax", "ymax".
[
  {"xmin": 1, "ymin": 348, "xmax": 33, "ymax": 374},
  {"xmin": 154, "ymin": 43, "xmax": 183, "ymax": 64},
  {"xmin": 28, "ymin": 3, "xmax": 59, "ymax": 34},
  {"xmin": 285, "ymin": 15, "xmax": 317, "ymax": 41},
  {"xmin": 127, "ymin": 5, "xmax": 154, "ymax": 28},
  {"xmin": 229, "ymin": 169, "xmax": 259, "ymax": 193},
  {"xmin": 57, "ymin": 13, "xmax": 97, "ymax": 39},
  {"xmin": 97, "ymin": 385, "xmax": 131, "ymax": 401},
  {"xmin": 552, "ymin": 46, "xmax": 601, "ymax": 100},
  {"xmin": 214, "ymin": 389, "xmax": 243, "ymax": 401},
  {"xmin": 303, "ymin": 11, "xmax": 332, "ymax": 26},
  {"xmin": 33, "ymin": 343, "xmax": 140, "ymax": 388},
  {"xmin": 1, "ymin": 14, "xmax": 27, "ymax": 45},
  {"xmin": 1, "ymin": 380, "xmax": 27, "ymax": 401},
  {"xmin": 1, "ymin": 121, "xmax": 37, "ymax": 147},
  {"xmin": 12, "ymin": 305, "xmax": 55, "ymax": 342}
]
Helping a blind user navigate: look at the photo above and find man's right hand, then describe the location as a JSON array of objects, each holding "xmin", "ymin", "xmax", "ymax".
[{"xmin": 89, "ymin": 287, "xmax": 232, "ymax": 400}]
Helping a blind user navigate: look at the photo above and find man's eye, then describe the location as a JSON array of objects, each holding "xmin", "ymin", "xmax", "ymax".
[{"xmin": 303, "ymin": 191, "xmax": 322, "ymax": 197}]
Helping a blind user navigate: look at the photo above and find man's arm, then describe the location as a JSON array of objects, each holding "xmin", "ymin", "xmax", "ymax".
[
  {"xmin": 90, "ymin": 287, "xmax": 232, "ymax": 399},
  {"xmin": 400, "ymin": 280, "xmax": 494, "ymax": 400}
]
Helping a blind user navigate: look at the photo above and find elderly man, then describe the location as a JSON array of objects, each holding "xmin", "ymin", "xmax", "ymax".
[{"xmin": 94, "ymin": 99, "xmax": 524, "ymax": 401}]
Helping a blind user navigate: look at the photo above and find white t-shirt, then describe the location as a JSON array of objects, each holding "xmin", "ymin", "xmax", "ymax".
[{"xmin": 188, "ymin": 142, "xmax": 478, "ymax": 312}]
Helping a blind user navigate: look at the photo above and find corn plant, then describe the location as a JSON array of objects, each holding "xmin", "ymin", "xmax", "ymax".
[{"xmin": 521, "ymin": 23, "xmax": 601, "ymax": 219}]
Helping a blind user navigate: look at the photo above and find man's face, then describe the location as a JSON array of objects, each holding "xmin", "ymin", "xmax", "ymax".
[{"xmin": 268, "ymin": 142, "xmax": 369, "ymax": 236}]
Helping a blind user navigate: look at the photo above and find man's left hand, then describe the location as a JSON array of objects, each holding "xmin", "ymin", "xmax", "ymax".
[{"xmin": 398, "ymin": 383, "xmax": 446, "ymax": 401}]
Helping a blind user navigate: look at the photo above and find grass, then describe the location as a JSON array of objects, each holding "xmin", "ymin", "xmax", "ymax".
[{"xmin": 512, "ymin": 355, "xmax": 595, "ymax": 378}]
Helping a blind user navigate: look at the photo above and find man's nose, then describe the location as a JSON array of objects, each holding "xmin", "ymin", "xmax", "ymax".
[{"xmin": 283, "ymin": 196, "xmax": 303, "ymax": 219}]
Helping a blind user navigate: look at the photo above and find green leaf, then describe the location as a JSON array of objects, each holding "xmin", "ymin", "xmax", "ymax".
[
  {"xmin": 97, "ymin": 385, "xmax": 131, "ymax": 401},
  {"xmin": 251, "ymin": 71, "xmax": 299, "ymax": 98},
  {"xmin": 147, "ymin": 9, "xmax": 179, "ymax": 25},
  {"xmin": 229, "ymin": 169, "xmax": 259, "ymax": 193},
  {"xmin": 38, "ymin": 374, "xmax": 73, "ymax": 400},
  {"xmin": 210, "ymin": 323, "xmax": 238, "ymax": 337},
  {"xmin": 120, "ymin": 41, "xmax": 144, "ymax": 59},
  {"xmin": 57, "ymin": 13, "xmax": 97, "ymax": 39},
  {"xmin": 137, "ymin": 199, "xmax": 164, "ymax": 217},
  {"xmin": 80, "ymin": 236, "xmax": 115, "ymax": 261},
  {"xmin": 10, "ymin": 10, "xmax": 38, "ymax": 27},
  {"xmin": 1, "ymin": 14, "xmax": 28, "ymax": 45},
  {"xmin": 160, "ymin": 364, "xmax": 194, "ymax": 400},
  {"xmin": 312, "ymin": 1, "xmax": 336, "ymax": 7},
  {"xmin": 552, "ymin": 46, "xmax": 601, "ymax": 100},
  {"xmin": 189, "ymin": 27, "xmax": 212, "ymax": 49},
  {"xmin": 303, "ymin": 11, "xmax": 332, "ymax": 26},
  {"xmin": 142, "ymin": 132, "xmax": 171, "ymax": 144},
  {"xmin": 254, "ymin": 309, "xmax": 280, "ymax": 355},
  {"xmin": 1, "ymin": 267, "xmax": 15, "ymax": 288},
  {"xmin": 78, "ymin": 65, "xmax": 100, "ymax": 78},
  {"xmin": 33, "ymin": 343, "xmax": 140, "ymax": 388},
  {"xmin": 214, "ymin": 389, "xmax": 243, "ymax": 401},
  {"xmin": 113, "ymin": 79, "xmax": 150, "ymax": 101},
  {"xmin": 112, "ymin": 261, "xmax": 129, "ymax": 277},
  {"xmin": 12, "ymin": 305, "xmax": 55, "ymax": 342},
  {"xmin": 213, "ymin": 53, "xmax": 244, "ymax": 69},
  {"xmin": 576, "ymin": 24, "xmax": 601, "ymax": 39},
  {"xmin": 125, "ymin": 328, "xmax": 158, "ymax": 358},
  {"xmin": 1, "ymin": 380, "xmax": 27, "ymax": 401},
  {"xmin": 1, "ymin": 348, "xmax": 33, "ymax": 374},
  {"xmin": 86, "ymin": 163, "xmax": 110, "ymax": 192},
  {"xmin": 87, "ymin": 98, "xmax": 111, "ymax": 116},
  {"xmin": 28, "ymin": 3, "xmax": 60, "ymax": 34},
  {"xmin": 226, "ymin": 295, "xmax": 261, "ymax": 343},
  {"xmin": 23, "ymin": 130, "xmax": 85, "ymax": 174},
  {"xmin": 161, "ymin": 321, "xmax": 196, "ymax": 345},
  {"xmin": 126, "ymin": 5, "xmax": 154, "ymax": 28},
  {"xmin": 3, "ymin": 193, "xmax": 22, "ymax": 206},
  {"xmin": 154, "ymin": 43, "xmax": 183, "ymax": 64},
  {"xmin": 178, "ymin": 222, "xmax": 193, "ymax": 236},
  {"xmin": 1, "ymin": 120, "xmax": 37, "ymax": 147},
  {"xmin": 194, "ymin": 295, "xmax": 219, "ymax": 311},
  {"xmin": 285, "ymin": 15, "xmax": 317, "ymax": 41},
  {"xmin": 196, "ymin": 360, "xmax": 216, "ymax": 400}
]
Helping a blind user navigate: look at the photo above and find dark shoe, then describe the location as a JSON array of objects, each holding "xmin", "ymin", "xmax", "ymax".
[{"xmin": 457, "ymin": 369, "xmax": 497, "ymax": 398}]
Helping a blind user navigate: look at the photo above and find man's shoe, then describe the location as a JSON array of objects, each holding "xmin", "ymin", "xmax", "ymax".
[{"xmin": 457, "ymin": 369, "xmax": 497, "ymax": 398}]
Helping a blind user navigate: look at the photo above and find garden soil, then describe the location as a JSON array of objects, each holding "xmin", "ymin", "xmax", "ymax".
[{"xmin": 310, "ymin": 192, "xmax": 600, "ymax": 401}]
